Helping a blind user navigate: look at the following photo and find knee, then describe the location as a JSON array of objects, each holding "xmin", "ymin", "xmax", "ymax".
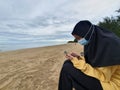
[
  {"xmin": 62, "ymin": 60, "xmax": 73, "ymax": 72},
  {"xmin": 63, "ymin": 59, "xmax": 71, "ymax": 64}
]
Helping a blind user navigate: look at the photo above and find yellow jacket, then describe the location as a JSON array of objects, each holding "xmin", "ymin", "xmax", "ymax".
[{"xmin": 71, "ymin": 57, "xmax": 120, "ymax": 90}]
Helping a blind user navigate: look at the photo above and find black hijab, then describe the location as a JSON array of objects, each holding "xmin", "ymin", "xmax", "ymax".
[{"xmin": 72, "ymin": 20, "xmax": 120, "ymax": 67}]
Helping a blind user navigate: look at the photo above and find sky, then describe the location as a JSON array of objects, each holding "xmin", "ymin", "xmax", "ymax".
[{"xmin": 0, "ymin": 0, "xmax": 120, "ymax": 51}]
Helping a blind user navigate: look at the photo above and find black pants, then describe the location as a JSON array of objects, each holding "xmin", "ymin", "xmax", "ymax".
[{"xmin": 58, "ymin": 60, "xmax": 103, "ymax": 90}]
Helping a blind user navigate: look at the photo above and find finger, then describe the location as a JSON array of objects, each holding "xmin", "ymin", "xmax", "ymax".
[
  {"xmin": 65, "ymin": 54, "xmax": 73, "ymax": 60},
  {"xmin": 71, "ymin": 52, "xmax": 79, "ymax": 57},
  {"xmin": 65, "ymin": 54, "xmax": 71, "ymax": 58}
]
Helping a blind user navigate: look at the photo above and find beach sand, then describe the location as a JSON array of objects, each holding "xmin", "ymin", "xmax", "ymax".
[{"xmin": 0, "ymin": 43, "xmax": 83, "ymax": 90}]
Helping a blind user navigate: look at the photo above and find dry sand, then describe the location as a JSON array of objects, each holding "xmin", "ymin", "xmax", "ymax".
[{"xmin": 0, "ymin": 43, "xmax": 83, "ymax": 90}]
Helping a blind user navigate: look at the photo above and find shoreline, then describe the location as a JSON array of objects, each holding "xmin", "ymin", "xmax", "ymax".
[{"xmin": 0, "ymin": 43, "xmax": 68, "ymax": 53}]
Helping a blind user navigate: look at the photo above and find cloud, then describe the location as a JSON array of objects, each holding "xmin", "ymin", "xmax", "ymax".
[
  {"xmin": 0, "ymin": 0, "xmax": 120, "ymax": 22},
  {"xmin": 0, "ymin": 0, "xmax": 120, "ymax": 51}
]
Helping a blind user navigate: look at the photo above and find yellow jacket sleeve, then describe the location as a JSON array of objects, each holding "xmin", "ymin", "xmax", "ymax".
[{"xmin": 71, "ymin": 57, "xmax": 117, "ymax": 82}]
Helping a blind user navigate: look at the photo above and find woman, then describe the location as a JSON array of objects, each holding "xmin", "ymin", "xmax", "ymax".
[{"xmin": 58, "ymin": 20, "xmax": 120, "ymax": 90}]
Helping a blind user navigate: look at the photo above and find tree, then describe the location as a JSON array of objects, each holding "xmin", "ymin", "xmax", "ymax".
[
  {"xmin": 98, "ymin": 9, "xmax": 120, "ymax": 37},
  {"xmin": 67, "ymin": 39, "xmax": 78, "ymax": 43},
  {"xmin": 74, "ymin": 38, "xmax": 78, "ymax": 43}
]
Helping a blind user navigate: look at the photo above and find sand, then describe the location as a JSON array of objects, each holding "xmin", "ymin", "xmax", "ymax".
[{"xmin": 0, "ymin": 43, "xmax": 83, "ymax": 90}]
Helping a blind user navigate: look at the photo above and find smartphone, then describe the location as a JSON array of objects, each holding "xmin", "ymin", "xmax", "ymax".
[{"xmin": 64, "ymin": 51, "xmax": 68, "ymax": 55}]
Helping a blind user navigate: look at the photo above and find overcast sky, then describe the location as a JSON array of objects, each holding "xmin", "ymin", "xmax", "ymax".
[
  {"xmin": 0, "ymin": 0, "xmax": 120, "ymax": 51},
  {"xmin": 0, "ymin": 0, "xmax": 119, "ymax": 21}
]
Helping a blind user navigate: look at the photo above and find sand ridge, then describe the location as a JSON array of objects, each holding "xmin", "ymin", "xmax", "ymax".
[{"xmin": 0, "ymin": 43, "xmax": 83, "ymax": 90}]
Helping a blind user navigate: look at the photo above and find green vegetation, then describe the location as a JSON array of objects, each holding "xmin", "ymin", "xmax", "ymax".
[
  {"xmin": 67, "ymin": 39, "xmax": 78, "ymax": 43},
  {"xmin": 98, "ymin": 9, "xmax": 120, "ymax": 37}
]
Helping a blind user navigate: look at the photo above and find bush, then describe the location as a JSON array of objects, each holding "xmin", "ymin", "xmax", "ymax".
[
  {"xmin": 67, "ymin": 39, "xmax": 78, "ymax": 43},
  {"xmin": 98, "ymin": 9, "xmax": 120, "ymax": 37}
]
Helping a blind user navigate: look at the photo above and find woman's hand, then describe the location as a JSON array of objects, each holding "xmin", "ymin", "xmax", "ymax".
[
  {"xmin": 71, "ymin": 52, "xmax": 80, "ymax": 57},
  {"xmin": 65, "ymin": 54, "xmax": 74, "ymax": 60},
  {"xmin": 65, "ymin": 52, "xmax": 80, "ymax": 60}
]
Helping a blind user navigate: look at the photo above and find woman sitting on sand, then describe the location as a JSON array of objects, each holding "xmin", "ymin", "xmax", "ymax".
[{"xmin": 58, "ymin": 20, "xmax": 120, "ymax": 90}]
